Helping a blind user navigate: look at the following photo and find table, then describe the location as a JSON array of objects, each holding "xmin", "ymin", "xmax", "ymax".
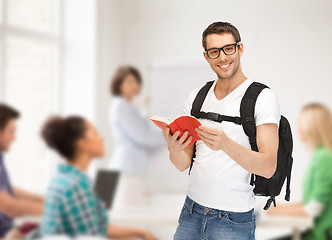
[{"xmin": 256, "ymin": 212, "xmax": 313, "ymax": 240}]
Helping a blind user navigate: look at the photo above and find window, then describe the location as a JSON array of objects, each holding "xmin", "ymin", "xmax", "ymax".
[{"xmin": 0, "ymin": 0, "xmax": 61, "ymax": 193}]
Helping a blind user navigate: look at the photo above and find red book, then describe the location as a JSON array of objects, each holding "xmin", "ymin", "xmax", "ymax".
[{"xmin": 150, "ymin": 115, "xmax": 201, "ymax": 146}]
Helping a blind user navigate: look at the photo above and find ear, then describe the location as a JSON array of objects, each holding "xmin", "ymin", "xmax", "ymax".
[
  {"xmin": 203, "ymin": 51, "xmax": 209, "ymax": 62},
  {"xmin": 239, "ymin": 43, "xmax": 244, "ymax": 57},
  {"xmin": 76, "ymin": 138, "xmax": 87, "ymax": 152}
]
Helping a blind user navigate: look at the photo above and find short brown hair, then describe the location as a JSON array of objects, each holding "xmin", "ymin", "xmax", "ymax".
[
  {"xmin": 110, "ymin": 66, "xmax": 142, "ymax": 96},
  {"xmin": 0, "ymin": 103, "xmax": 20, "ymax": 131},
  {"xmin": 202, "ymin": 22, "xmax": 241, "ymax": 50}
]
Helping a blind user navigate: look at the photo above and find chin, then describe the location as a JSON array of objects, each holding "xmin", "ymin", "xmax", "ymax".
[
  {"xmin": 98, "ymin": 152, "xmax": 105, "ymax": 158},
  {"xmin": 217, "ymin": 72, "xmax": 233, "ymax": 80},
  {"xmin": 2, "ymin": 146, "xmax": 10, "ymax": 152}
]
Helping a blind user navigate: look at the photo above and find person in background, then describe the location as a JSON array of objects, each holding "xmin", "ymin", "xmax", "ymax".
[
  {"xmin": 0, "ymin": 103, "xmax": 44, "ymax": 238},
  {"xmin": 109, "ymin": 66, "xmax": 164, "ymax": 207},
  {"xmin": 40, "ymin": 115, "xmax": 157, "ymax": 240},
  {"xmin": 267, "ymin": 103, "xmax": 332, "ymax": 240}
]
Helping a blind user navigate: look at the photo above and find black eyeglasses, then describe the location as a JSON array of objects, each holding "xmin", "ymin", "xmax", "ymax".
[{"xmin": 205, "ymin": 42, "xmax": 241, "ymax": 59}]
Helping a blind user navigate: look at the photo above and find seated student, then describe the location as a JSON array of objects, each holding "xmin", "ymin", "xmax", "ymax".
[
  {"xmin": 40, "ymin": 115, "xmax": 157, "ymax": 240},
  {"xmin": 267, "ymin": 103, "xmax": 332, "ymax": 240},
  {"xmin": 0, "ymin": 103, "xmax": 44, "ymax": 238}
]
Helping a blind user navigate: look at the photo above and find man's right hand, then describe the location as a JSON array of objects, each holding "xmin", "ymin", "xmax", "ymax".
[
  {"xmin": 162, "ymin": 127, "xmax": 194, "ymax": 172},
  {"xmin": 162, "ymin": 127, "xmax": 193, "ymax": 154}
]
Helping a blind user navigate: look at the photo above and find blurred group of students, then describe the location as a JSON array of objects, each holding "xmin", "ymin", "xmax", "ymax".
[
  {"xmin": 0, "ymin": 65, "xmax": 332, "ymax": 240},
  {"xmin": 0, "ymin": 66, "xmax": 163, "ymax": 240}
]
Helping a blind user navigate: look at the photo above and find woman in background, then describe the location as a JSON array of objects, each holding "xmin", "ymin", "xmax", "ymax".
[
  {"xmin": 109, "ymin": 66, "xmax": 164, "ymax": 207},
  {"xmin": 41, "ymin": 116, "xmax": 157, "ymax": 240},
  {"xmin": 267, "ymin": 103, "xmax": 332, "ymax": 240}
]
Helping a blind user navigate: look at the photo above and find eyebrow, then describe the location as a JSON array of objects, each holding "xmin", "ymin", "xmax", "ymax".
[{"xmin": 206, "ymin": 42, "xmax": 237, "ymax": 51}]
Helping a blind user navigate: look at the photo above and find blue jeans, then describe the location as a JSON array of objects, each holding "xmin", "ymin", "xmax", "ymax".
[{"xmin": 174, "ymin": 196, "xmax": 256, "ymax": 240}]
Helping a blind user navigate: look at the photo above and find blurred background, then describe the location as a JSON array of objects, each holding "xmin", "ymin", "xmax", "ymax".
[{"xmin": 0, "ymin": 0, "xmax": 331, "ymax": 239}]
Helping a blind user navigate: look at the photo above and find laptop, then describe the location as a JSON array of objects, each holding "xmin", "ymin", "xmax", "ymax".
[{"xmin": 94, "ymin": 170, "xmax": 120, "ymax": 209}]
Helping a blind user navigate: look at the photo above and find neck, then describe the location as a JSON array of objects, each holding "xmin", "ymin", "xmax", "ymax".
[
  {"xmin": 215, "ymin": 67, "xmax": 247, "ymax": 100},
  {"xmin": 123, "ymin": 95, "xmax": 133, "ymax": 102},
  {"xmin": 69, "ymin": 153, "xmax": 91, "ymax": 172},
  {"xmin": 310, "ymin": 143, "xmax": 319, "ymax": 151}
]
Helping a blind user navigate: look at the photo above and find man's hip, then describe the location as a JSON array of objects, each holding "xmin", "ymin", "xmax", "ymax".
[{"xmin": 174, "ymin": 195, "xmax": 256, "ymax": 240}]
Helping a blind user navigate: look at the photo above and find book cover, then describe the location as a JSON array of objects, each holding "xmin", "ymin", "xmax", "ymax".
[{"xmin": 150, "ymin": 115, "xmax": 201, "ymax": 145}]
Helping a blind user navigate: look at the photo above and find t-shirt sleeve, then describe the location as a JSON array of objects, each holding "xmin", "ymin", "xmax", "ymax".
[
  {"xmin": 311, "ymin": 151, "xmax": 332, "ymax": 204},
  {"xmin": 0, "ymin": 171, "xmax": 5, "ymax": 192},
  {"xmin": 0, "ymin": 165, "xmax": 10, "ymax": 193},
  {"xmin": 254, "ymin": 88, "xmax": 281, "ymax": 127},
  {"xmin": 0, "ymin": 180, "xmax": 6, "ymax": 192},
  {"xmin": 183, "ymin": 88, "xmax": 200, "ymax": 115}
]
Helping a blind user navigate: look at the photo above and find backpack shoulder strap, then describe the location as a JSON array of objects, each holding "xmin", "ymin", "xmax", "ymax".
[
  {"xmin": 191, "ymin": 80, "xmax": 214, "ymax": 117},
  {"xmin": 188, "ymin": 80, "xmax": 214, "ymax": 175},
  {"xmin": 240, "ymin": 82, "xmax": 269, "ymax": 186},
  {"xmin": 240, "ymin": 82, "xmax": 269, "ymax": 152}
]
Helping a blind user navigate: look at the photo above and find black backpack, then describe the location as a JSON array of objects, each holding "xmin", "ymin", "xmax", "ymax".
[{"xmin": 189, "ymin": 80, "xmax": 293, "ymax": 210}]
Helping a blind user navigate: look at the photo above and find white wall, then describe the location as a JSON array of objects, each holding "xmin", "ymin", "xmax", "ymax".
[
  {"xmin": 96, "ymin": 0, "xmax": 332, "ymax": 202},
  {"xmin": 51, "ymin": 0, "xmax": 101, "ymax": 180},
  {"xmin": 92, "ymin": 0, "xmax": 123, "ymax": 175},
  {"xmin": 61, "ymin": 0, "xmax": 96, "ymax": 120}
]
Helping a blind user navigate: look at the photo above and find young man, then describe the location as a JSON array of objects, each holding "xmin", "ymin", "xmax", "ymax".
[
  {"xmin": 0, "ymin": 103, "xmax": 44, "ymax": 238},
  {"xmin": 162, "ymin": 22, "xmax": 281, "ymax": 239}
]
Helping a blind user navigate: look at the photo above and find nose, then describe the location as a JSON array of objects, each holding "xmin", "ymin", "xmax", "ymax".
[{"xmin": 217, "ymin": 50, "xmax": 228, "ymax": 62}]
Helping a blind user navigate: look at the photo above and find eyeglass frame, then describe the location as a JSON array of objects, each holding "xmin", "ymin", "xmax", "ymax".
[{"xmin": 205, "ymin": 42, "xmax": 241, "ymax": 59}]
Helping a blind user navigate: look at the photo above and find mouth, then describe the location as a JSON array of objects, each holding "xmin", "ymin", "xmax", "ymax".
[{"xmin": 217, "ymin": 62, "xmax": 232, "ymax": 70}]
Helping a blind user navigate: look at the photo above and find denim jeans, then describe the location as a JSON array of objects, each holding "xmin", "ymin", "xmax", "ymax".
[{"xmin": 174, "ymin": 195, "xmax": 256, "ymax": 240}]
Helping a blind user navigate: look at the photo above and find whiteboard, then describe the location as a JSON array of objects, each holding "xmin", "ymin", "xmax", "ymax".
[{"xmin": 149, "ymin": 60, "xmax": 216, "ymax": 118}]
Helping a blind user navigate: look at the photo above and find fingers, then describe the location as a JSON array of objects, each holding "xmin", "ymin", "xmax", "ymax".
[
  {"xmin": 198, "ymin": 133, "xmax": 214, "ymax": 145},
  {"xmin": 196, "ymin": 125, "xmax": 218, "ymax": 135},
  {"xmin": 171, "ymin": 130, "xmax": 181, "ymax": 142},
  {"xmin": 196, "ymin": 127, "xmax": 216, "ymax": 149},
  {"xmin": 205, "ymin": 141, "xmax": 214, "ymax": 150},
  {"xmin": 182, "ymin": 135, "xmax": 193, "ymax": 147},
  {"xmin": 196, "ymin": 128, "xmax": 215, "ymax": 142},
  {"xmin": 164, "ymin": 127, "xmax": 171, "ymax": 141},
  {"xmin": 165, "ymin": 129, "xmax": 194, "ymax": 149},
  {"xmin": 178, "ymin": 131, "xmax": 189, "ymax": 144}
]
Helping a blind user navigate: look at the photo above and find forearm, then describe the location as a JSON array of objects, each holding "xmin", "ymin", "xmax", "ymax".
[
  {"xmin": 6, "ymin": 198, "xmax": 43, "ymax": 217},
  {"xmin": 13, "ymin": 187, "xmax": 44, "ymax": 202},
  {"xmin": 107, "ymin": 225, "xmax": 145, "ymax": 238},
  {"xmin": 169, "ymin": 150, "xmax": 191, "ymax": 172},
  {"xmin": 268, "ymin": 203, "xmax": 308, "ymax": 217},
  {"xmin": 221, "ymin": 136, "xmax": 277, "ymax": 178}
]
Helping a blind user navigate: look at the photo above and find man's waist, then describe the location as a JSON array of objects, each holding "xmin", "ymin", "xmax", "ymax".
[{"xmin": 184, "ymin": 195, "xmax": 254, "ymax": 214}]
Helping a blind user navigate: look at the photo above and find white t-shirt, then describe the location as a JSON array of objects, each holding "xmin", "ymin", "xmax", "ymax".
[{"xmin": 183, "ymin": 78, "xmax": 281, "ymax": 212}]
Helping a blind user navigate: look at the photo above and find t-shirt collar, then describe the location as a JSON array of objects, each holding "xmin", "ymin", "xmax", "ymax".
[
  {"xmin": 58, "ymin": 163, "xmax": 88, "ymax": 180},
  {"xmin": 211, "ymin": 78, "xmax": 252, "ymax": 101}
]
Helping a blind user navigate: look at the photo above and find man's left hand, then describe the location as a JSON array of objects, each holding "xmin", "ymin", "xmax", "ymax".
[{"xmin": 195, "ymin": 125, "xmax": 227, "ymax": 151}]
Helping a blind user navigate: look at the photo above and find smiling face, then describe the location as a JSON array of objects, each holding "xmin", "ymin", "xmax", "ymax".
[{"xmin": 203, "ymin": 33, "xmax": 243, "ymax": 80}]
